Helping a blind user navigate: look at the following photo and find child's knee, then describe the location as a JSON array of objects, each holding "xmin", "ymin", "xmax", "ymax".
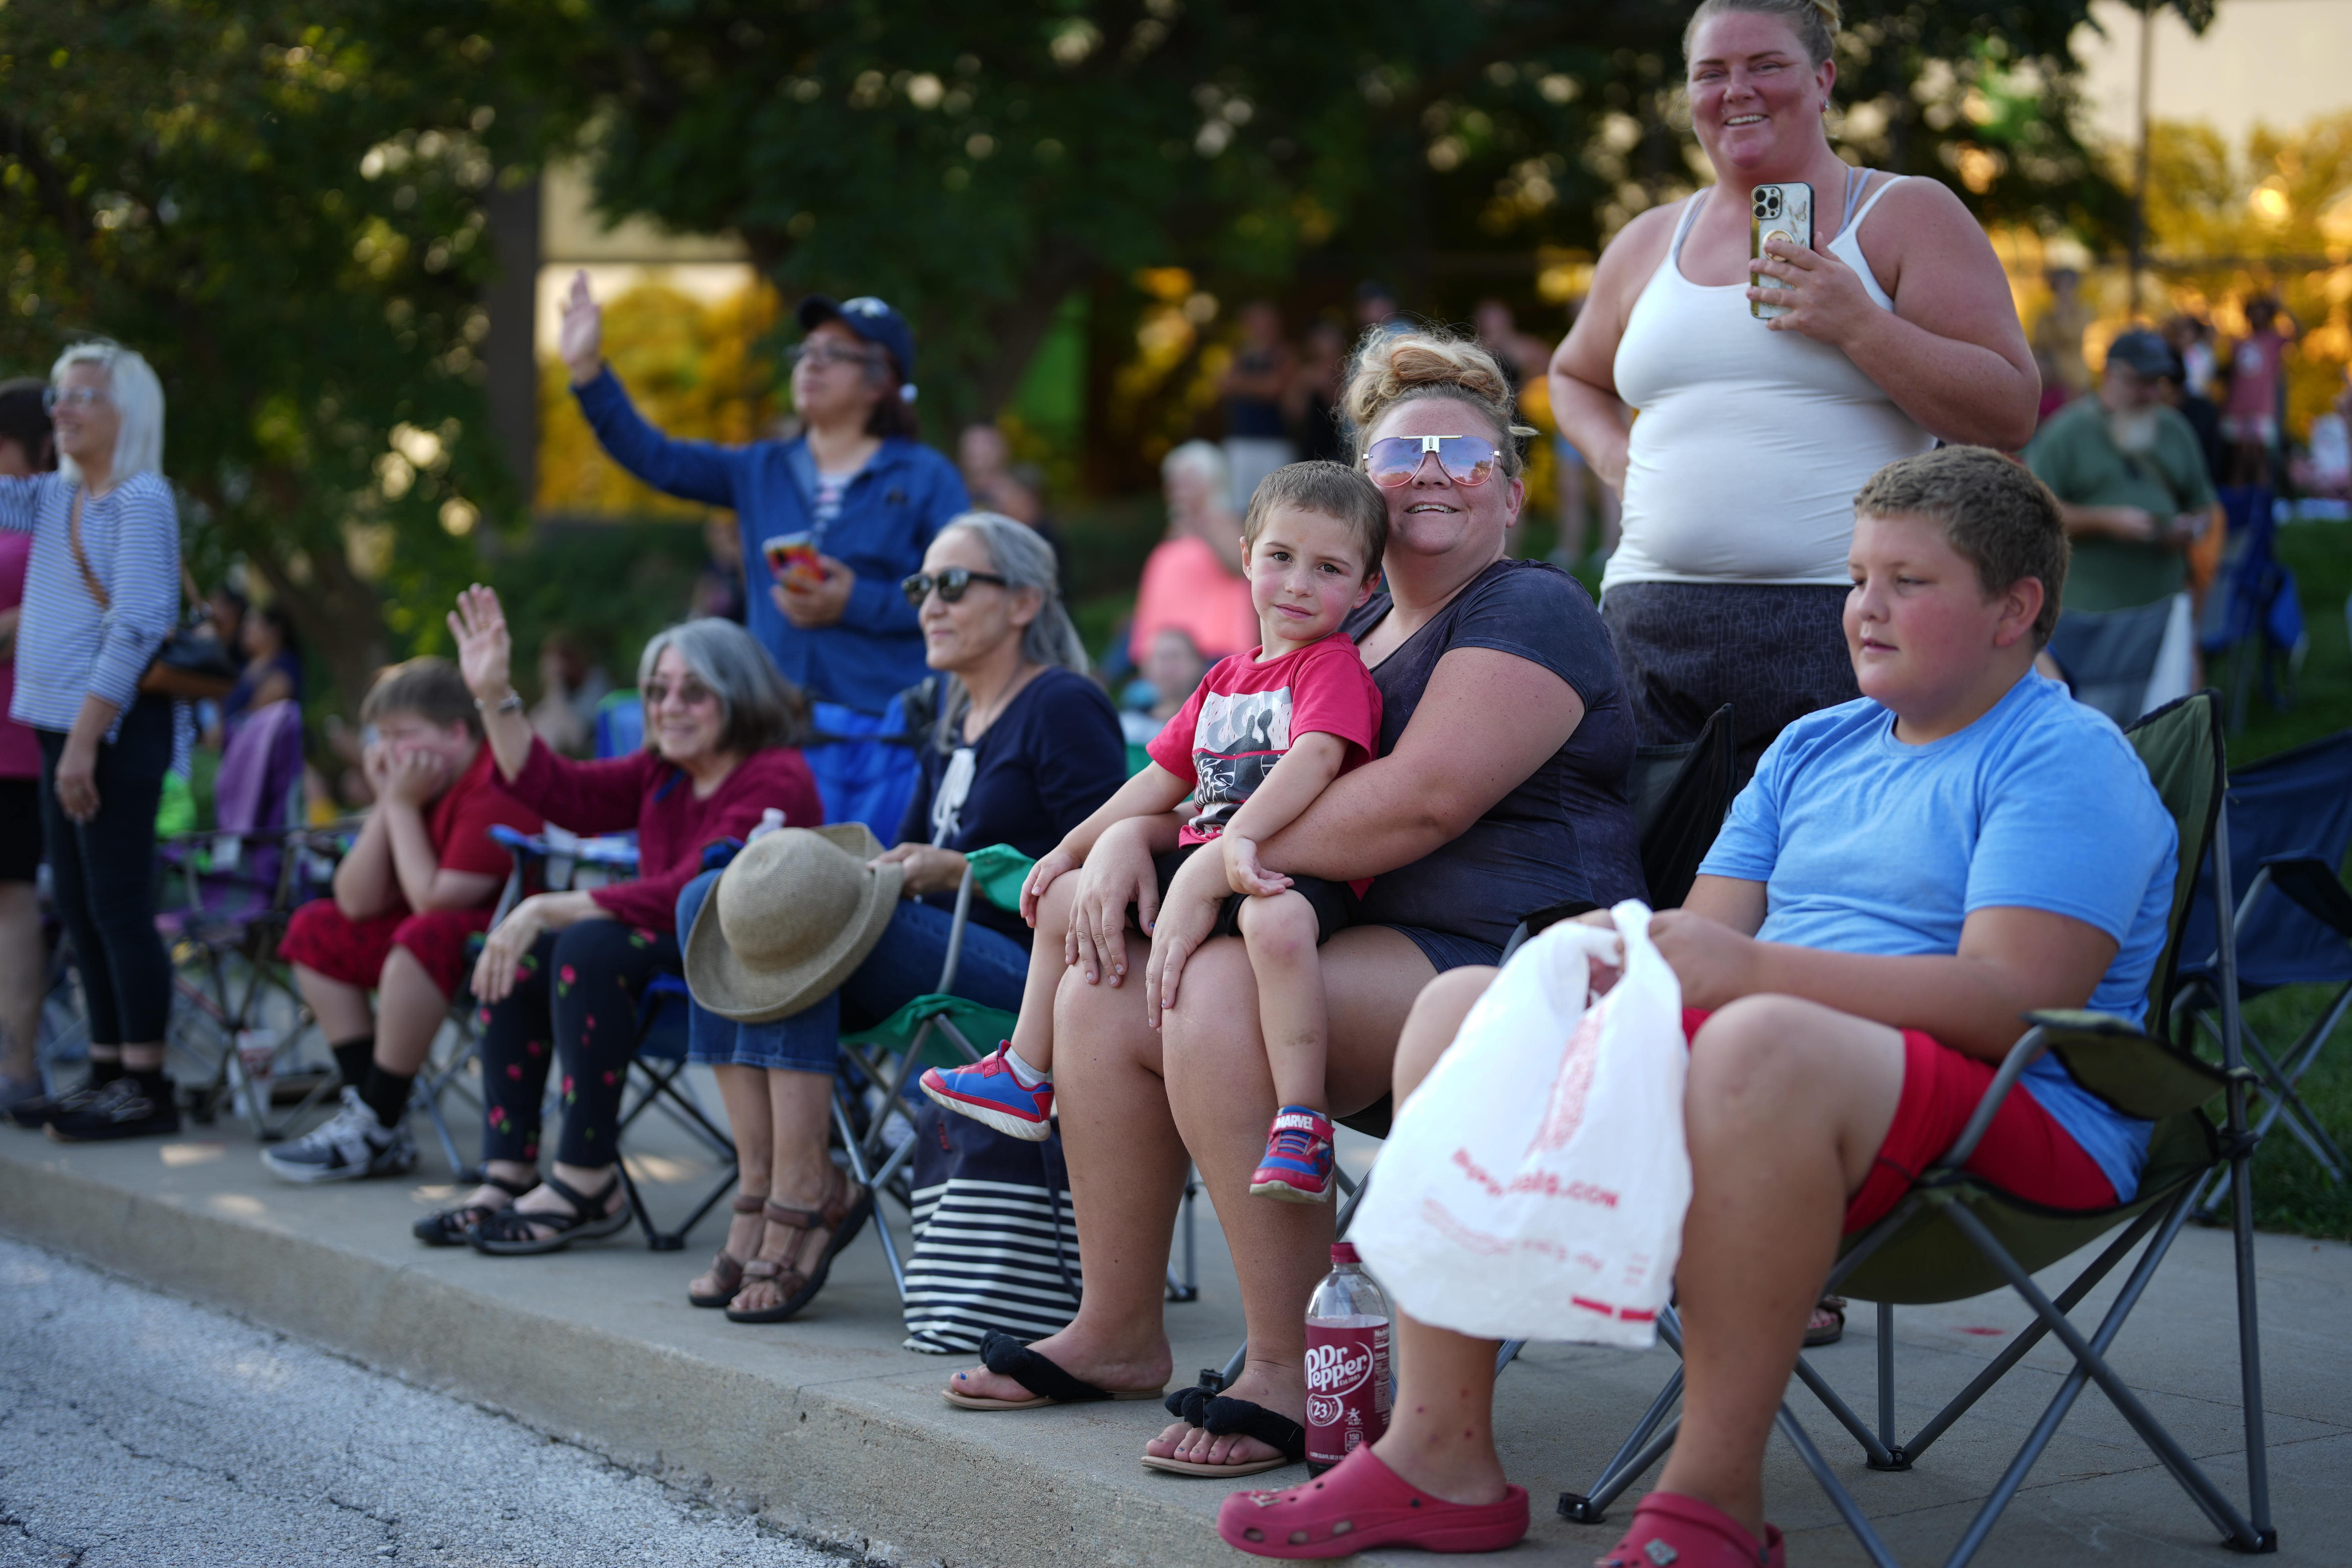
[{"xmin": 1238, "ymin": 891, "xmax": 1319, "ymax": 966}]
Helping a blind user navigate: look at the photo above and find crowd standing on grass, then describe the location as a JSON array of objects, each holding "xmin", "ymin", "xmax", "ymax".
[{"xmin": 9, "ymin": 0, "xmax": 2350, "ymax": 1560}]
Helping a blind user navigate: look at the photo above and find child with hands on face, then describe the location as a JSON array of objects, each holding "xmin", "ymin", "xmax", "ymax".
[{"xmin": 921, "ymin": 462, "xmax": 1387, "ymax": 1203}]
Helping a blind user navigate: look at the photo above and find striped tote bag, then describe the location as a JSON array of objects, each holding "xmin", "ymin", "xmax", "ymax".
[{"xmin": 901, "ymin": 1101, "xmax": 1084, "ymax": 1354}]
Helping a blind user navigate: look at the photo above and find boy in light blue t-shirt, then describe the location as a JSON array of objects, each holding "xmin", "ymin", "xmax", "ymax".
[{"xmin": 1335, "ymin": 447, "xmax": 2180, "ymax": 1568}]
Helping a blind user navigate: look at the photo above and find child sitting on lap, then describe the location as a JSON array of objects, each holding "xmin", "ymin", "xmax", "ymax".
[
  {"xmin": 268, "ymin": 658, "xmax": 542, "ymax": 1183},
  {"xmin": 922, "ymin": 462, "xmax": 1387, "ymax": 1203}
]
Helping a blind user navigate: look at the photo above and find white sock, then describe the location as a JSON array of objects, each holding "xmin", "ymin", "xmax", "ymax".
[{"xmin": 1002, "ymin": 1045, "xmax": 1050, "ymax": 1089}]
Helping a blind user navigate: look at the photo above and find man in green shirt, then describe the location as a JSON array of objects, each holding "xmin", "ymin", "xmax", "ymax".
[{"xmin": 2024, "ymin": 330, "xmax": 2219, "ymax": 614}]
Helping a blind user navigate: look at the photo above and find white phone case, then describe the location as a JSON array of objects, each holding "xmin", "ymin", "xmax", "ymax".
[{"xmin": 1750, "ymin": 183, "xmax": 1813, "ymax": 321}]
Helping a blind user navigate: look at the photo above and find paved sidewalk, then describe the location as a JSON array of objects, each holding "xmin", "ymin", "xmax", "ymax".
[{"xmin": 0, "ymin": 1085, "xmax": 2343, "ymax": 1567}]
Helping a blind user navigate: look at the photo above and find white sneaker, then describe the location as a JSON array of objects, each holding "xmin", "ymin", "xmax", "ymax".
[{"xmin": 260, "ymin": 1087, "xmax": 417, "ymax": 1184}]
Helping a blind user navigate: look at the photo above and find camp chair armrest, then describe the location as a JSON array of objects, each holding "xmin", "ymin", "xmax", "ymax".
[
  {"xmin": 1937, "ymin": 1024, "xmax": 2059, "ymax": 1171},
  {"xmin": 964, "ymin": 843, "xmax": 1037, "ymax": 915}
]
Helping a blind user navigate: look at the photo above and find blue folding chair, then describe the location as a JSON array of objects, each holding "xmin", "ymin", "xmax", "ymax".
[
  {"xmin": 593, "ymin": 690, "xmax": 643, "ymax": 759},
  {"xmin": 2173, "ymin": 725, "xmax": 2352, "ymax": 1207},
  {"xmin": 2199, "ymin": 485, "xmax": 2307, "ymax": 730},
  {"xmin": 804, "ymin": 692, "xmax": 922, "ymax": 840}
]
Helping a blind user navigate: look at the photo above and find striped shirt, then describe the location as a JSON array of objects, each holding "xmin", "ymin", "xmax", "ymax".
[{"xmin": 0, "ymin": 472, "xmax": 181, "ymax": 740}]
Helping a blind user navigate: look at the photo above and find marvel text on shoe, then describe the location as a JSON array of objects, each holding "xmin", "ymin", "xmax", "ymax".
[{"xmin": 1251, "ymin": 1108, "xmax": 1335, "ymax": 1203}]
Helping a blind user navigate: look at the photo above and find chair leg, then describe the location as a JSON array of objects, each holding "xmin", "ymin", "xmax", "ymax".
[
  {"xmin": 1561, "ymin": 1311, "xmax": 1688, "ymax": 1524},
  {"xmin": 1165, "ymin": 1166, "xmax": 1200, "ymax": 1304},
  {"xmin": 832, "ymin": 1085, "xmax": 906, "ymax": 1300},
  {"xmin": 1772, "ymin": 1402, "xmax": 1903, "ymax": 1568},
  {"xmin": 1876, "ymin": 1301, "xmax": 1897, "ymax": 1459}
]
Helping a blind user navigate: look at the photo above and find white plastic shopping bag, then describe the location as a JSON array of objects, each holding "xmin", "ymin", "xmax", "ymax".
[{"xmin": 1351, "ymin": 899, "xmax": 1690, "ymax": 1348}]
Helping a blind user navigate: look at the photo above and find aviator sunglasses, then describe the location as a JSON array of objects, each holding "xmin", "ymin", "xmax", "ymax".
[
  {"xmin": 1361, "ymin": 433, "xmax": 1500, "ymax": 488},
  {"xmin": 901, "ymin": 566, "xmax": 1012, "ymax": 606}
]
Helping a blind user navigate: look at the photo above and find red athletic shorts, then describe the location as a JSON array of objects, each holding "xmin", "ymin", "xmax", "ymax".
[
  {"xmin": 1681, "ymin": 1008, "xmax": 2116, "ymax": 1234},
  {"xmin": 279, "ymin": 898, "xmax": 493, "ymax": 1001}
]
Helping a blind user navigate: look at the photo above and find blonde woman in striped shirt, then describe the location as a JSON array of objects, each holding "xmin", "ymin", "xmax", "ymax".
[{"xmin": 1, "ymin": 340, "xmax": 185, "ymax": 1142}]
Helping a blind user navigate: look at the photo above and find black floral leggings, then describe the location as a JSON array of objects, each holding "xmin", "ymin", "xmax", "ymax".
[{"xmin": 474, "ymin": 920, "xmax": 680, "ymax": 1168}]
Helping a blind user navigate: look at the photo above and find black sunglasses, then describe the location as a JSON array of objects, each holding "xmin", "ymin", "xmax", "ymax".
[{"xmin": 900, "ymin": 567, "xmax": 1012, "ymax": 606}]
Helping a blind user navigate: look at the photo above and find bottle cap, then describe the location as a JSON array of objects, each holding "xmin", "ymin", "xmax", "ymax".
[{"xmin": 1330, "ymin": 1242, "xmax": 1361, "ymax": 1264}]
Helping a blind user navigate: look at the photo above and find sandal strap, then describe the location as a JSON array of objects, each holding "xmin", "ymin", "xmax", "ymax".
[
  {"xmin": 1164, "ymin": 1380, "xmax": 1219, "ymax": 1426},
  {"xmin": 763, "ymin": 1168, "xmax": 852, "ymax": 1233},
  {"xmin": 979, "ymin": 1330, "xmax": 1115, "ymax": 1405},
  {"xmin": 483, "ymin": 1171, "xmax": 537, "ymax": 1199},
  {"xmin": 1203, "ymin": 1395, "xmax": 1308, "ymax": 1462},
  {"xmin": 730, "ymin": 1192, "xmax": 767, "ymax": 1214},
  {"xmin": 703, "ymin": 1251, "xmax": 746, "ymax": 1288},
  {"xmin": 539, "ymin": 1170, "xmax": 621, "ymax": 1217}
]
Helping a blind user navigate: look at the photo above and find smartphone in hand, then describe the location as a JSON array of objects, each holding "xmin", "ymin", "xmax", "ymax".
[
  {"xmin": 761, "ymin": 531, "xmax": 827, "ymax": 587},
  {"xmin": 1750, "ymin": 183, "xmax": 1813, "ymax": 321}
]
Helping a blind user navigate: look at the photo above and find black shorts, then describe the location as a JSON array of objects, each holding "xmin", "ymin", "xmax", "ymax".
[
  {"xmin": 1133, "ymin": 841, "xmax": 1350, "ymax": 946},
  {"xmin": 0, "ymin": 776, "xmax": 41, "ymax": 883}
]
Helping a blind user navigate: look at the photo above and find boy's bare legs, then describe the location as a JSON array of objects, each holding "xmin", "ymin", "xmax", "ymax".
[
  {"xmin": 1004, "ymin": 876, "xmax": 1078, "ymax": 1076},
  {"xmin": 293, "ymin": 962, "xmax": 373, "ymax": 1045},
  {"xmin": 1653, "ymin": 995, "xmax": 1902, "ymax": 1539},
  {"xmin": 1237, "ymin": 890, "xmax": 1327, "ymax": 1111},
  {"xmin": 373, "ymin": 945, "xmax": 450, "ymax": 1076}
]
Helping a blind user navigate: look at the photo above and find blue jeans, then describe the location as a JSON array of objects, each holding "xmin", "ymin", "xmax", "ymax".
[{"xmin": 677, "ymin": 871, "xmax": 1032, "ymax": 1074}]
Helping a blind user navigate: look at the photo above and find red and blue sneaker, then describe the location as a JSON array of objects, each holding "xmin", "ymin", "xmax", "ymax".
[
  {"xmin": 920, "ymin": 1043, "xmax": 1054, "ymax": 1142},
  {"xmin": 1250, "ymin": 1106, "xmax": 1334, "ymax": 1203}
]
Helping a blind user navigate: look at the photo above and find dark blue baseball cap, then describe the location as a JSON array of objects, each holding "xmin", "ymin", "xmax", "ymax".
[{"xmin": 797, "ymin": 294, "xmax": 917, "ymax": 398}]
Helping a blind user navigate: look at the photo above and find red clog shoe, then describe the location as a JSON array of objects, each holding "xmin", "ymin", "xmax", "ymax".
[
  {"xmin": 1215, "ymin": 1443, "xmax": 1528, "ymax": 1560},
  {"xmin": 1595, "ymin": 1491, "xmax": 1786, "ymax": 1568}
]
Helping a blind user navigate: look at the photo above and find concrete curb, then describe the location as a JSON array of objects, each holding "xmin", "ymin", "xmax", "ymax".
[{"xmin": 0, "ymin": 1143, "xmax": 1257, "ymax": 1568}]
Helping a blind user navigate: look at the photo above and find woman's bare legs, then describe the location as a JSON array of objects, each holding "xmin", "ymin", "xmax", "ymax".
[
  {"xmin": 945, "ymin": 926, "xmax": 1191, "ymax": 1405},
  {"xmin": 728, "ymin": 1065, "xmax": 839, "ymax": 1314},
  {"xmin": 693, "ymin": 1063, "xmax": 773, "ymax": 1299},
  {"xmin": 1150, "ymin": 926, "xmax": 1432, "ymax": 1467}
]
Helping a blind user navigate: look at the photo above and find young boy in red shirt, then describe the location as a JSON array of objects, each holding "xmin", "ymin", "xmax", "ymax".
[
  {"xmin": 923, "ymin": 462, "xmax": 1387, "ymax": 1203},
  {"xmin": 267, "ymin": 658, "xmax": 542, "ymax": 1182}
]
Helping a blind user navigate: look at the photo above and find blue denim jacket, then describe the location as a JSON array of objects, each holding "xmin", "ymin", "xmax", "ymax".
[{"xmin": 574, "ymin": 368, "xmax": 970, "ymax": 713}]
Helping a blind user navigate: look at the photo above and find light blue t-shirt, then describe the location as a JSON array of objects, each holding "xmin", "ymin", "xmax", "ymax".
[{"xmin": 1698, "ymin": 673, "xmax": 2177, "ymax": 1200}]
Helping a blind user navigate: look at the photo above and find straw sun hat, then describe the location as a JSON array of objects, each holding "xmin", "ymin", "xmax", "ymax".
[{"xmin": 684, "ymin": 823, "xmax": 904, "ymax": 1023}]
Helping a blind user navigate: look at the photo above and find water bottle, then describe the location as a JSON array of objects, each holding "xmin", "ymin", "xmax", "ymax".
[
  {"xmin": 1304, "ymin": 1241, "xmax": 1391, "ymax": 1475},
  {"xmin": 234, "ymin": 1028, "xmax": 277, "ymax": 1117}
]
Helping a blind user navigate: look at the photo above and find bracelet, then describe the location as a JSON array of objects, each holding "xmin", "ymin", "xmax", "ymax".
[{"xmin": 475, "ymin": 691, "xmax": 524, "ymax": 715}]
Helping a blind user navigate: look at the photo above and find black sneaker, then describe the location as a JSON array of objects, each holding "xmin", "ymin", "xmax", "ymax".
[
  {"xmin": 46, "ymin": 1077, "xmax": 183, "ymax": 1142},
  {"xmin": 8, "ymin": 1075, "xmax": 108, "ymax": 1130}
]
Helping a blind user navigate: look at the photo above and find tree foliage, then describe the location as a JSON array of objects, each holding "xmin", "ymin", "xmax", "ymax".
[
  {"xmin": 561, "ymin": 0, "xmax": 2209, "ymax": 443},
  {"xmin": 0, "ymin": 1, "xmax": 576, "ymax": 711}
]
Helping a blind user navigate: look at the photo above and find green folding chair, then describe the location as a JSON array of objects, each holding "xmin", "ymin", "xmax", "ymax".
[{"xmin": 1559, "ymin": 690, "xmax": 2277, "ymax": 1564}]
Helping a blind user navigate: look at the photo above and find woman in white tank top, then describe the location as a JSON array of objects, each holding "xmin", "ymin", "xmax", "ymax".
[{"xmin": 1547, "ymin": 0, "xmax": 2036, "ymax": 776}]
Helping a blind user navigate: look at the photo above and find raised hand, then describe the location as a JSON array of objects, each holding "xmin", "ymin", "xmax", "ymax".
[
  {"xmin": 557, "ymin": 269, "xmax": 603, "ymax": 386},
  {"xmin": 446, "ymin": 584, "xmax": 514, "ymax": 702}
]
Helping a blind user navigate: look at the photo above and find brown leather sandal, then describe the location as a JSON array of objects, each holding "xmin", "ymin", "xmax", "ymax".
[
  {"xmin": 689, "ymin": 1193, "xmax": 770, "ymax": 1308},
  {"xmin": 724, "ymin": 1167, "xmax": 873, "ymax": 1324}
]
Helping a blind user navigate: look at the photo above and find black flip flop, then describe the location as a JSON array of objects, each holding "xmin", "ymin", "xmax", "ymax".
[
  {"xmin": 468, "ymin": 1172, "xmax": 631, "ymax": 1255},
  {"xmin": 412, "ymin": 1172, "xmax": 537, "ymax": 1247},
  {"xmin": 941, "ymin": 1331, "xmax": 1168, "ymax": 1410},
  {"xmin": 1140, "ymin": 1378, "xmax": 1306, "ymax": 1477}
]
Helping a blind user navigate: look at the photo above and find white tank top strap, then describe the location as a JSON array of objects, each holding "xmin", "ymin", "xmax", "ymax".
[
  {"xmin": 1666, "ymin": 194, "xmax": 1705, "ymax": 267},
  {"xmin": 1842, "ymin": 172, "xmax": 1907, "ymax": 235}
]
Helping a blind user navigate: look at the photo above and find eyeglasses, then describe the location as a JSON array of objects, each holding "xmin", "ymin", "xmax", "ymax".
[
  {"xmin": 1361, "ymin": 434, "xmax": 1500, "ymax": 489},
  {"xmin": 787, "ymin": 343, "xmax": 881, "ymax": 372},
  {"xmin": 642, "ymin": 678, "xmax": 720, "ymax": 709},
  {"xmin": 42, "ymin": 385, "xmax": 109, "ymax": 412},
  {"xmin": 900, "ymin": 567, "xmax": 1011, "ymax": 606}
]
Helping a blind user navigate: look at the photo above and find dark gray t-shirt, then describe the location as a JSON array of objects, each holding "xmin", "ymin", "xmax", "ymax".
[{"xmin": 1342, "ymin": 558, "xmax": 1646, "ymax": 947}]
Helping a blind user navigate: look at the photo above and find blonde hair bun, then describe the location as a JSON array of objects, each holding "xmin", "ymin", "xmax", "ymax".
[{"xmin": 1342, "ymin": 328, "xmax": 1534, "ymax": 477}]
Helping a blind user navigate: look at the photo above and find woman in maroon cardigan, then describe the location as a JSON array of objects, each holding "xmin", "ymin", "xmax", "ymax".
[{"xmin": 419, "ymin": 586, "xmax": 821, "ymax": 1253}]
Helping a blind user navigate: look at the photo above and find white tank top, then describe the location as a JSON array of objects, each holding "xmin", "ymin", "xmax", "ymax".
[{"xmin": 1604, "ymin": 172, "xmax": 1934, "ymax": 591}]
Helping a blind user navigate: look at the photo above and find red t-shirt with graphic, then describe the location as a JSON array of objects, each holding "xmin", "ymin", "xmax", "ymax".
[{"xmin": 1146, "ymin": 633, "xmax": 1383, "ymax": 858}]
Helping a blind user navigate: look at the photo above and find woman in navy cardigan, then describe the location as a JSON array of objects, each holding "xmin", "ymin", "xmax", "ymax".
[{"xmin": 558, "ymin": 273, "xmax": 968, "ymax": 715}]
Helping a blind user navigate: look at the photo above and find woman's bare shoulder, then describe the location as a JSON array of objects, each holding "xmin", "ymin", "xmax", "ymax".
[{"xmin": 1591, "ymin": 199, "xmax": 1690, "ymax": 298}]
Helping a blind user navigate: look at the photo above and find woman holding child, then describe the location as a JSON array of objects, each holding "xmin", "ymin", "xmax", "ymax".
[
  {"xmin": 674, "ymin": 513, "xmax": 1126, "ymax": 1322},
  {"xmin": 415, "ymin": 599, "xmax": 821, "ymax": 1254},
  {"xmin": 935, "ymin": 329, "xmax": 1646, "ymax": 1473},
  {"xmin": 1548, "ymin": 0, "xmax": 2037, "ymax": 777}
]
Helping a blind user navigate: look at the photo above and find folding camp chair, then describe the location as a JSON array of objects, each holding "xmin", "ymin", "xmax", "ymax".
[
  {"xmin": 158, "ymin": 700, "xmax": 344, "ymax": 1137},
  {"xmin": 2172, "ymin": 724, "xmax": 2352, "ymax": 1212},
  {"xmin": 2200, "ymin": 485, "xmax": 2306, "ymax": 731},
  {"xmin": 1559, "ymin": 690, "xmax": 2276, "ymax": 1565}
]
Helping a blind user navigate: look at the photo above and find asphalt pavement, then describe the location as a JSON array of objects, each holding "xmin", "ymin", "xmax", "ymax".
[{"xmin": 0, "ymin": 1238, "xmax": 844, "ymax": 1568}]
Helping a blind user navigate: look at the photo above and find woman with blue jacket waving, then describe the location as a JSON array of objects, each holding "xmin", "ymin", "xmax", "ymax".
[{"xmin": 559, "ymin": 273, "xmax": 968, "ymax": 715}]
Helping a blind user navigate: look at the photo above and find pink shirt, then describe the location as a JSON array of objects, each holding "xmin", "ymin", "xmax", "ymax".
[
  {"xmin": 0, "ymin": 534, "xmax": 37, "ymax": 779},
  {"xmin": 1128, "ymin": 536, "xmax": 1259, "ymax": 665}
]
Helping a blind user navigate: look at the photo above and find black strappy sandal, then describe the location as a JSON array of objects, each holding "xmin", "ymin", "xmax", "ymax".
[
  {"xmin": 1139, "ymin": 1374, "xmax": 1307, "ymax": 1477},
  {"xmin": 941, "ymin": 1330, "xmax": 1170, "ymax": 1410},
  {"xmin": 412, "ymin": 1171, "xmax": 536, "ymax": 1247},
  {"xmin": 468, "ymin": 1172, "xmax": 631, "ymax": 1255}
]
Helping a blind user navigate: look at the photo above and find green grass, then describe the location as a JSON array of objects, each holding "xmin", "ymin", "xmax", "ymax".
[{"xmin": 2208, "ymin": 521, "xmax": 2352, "ymax": 1240}]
